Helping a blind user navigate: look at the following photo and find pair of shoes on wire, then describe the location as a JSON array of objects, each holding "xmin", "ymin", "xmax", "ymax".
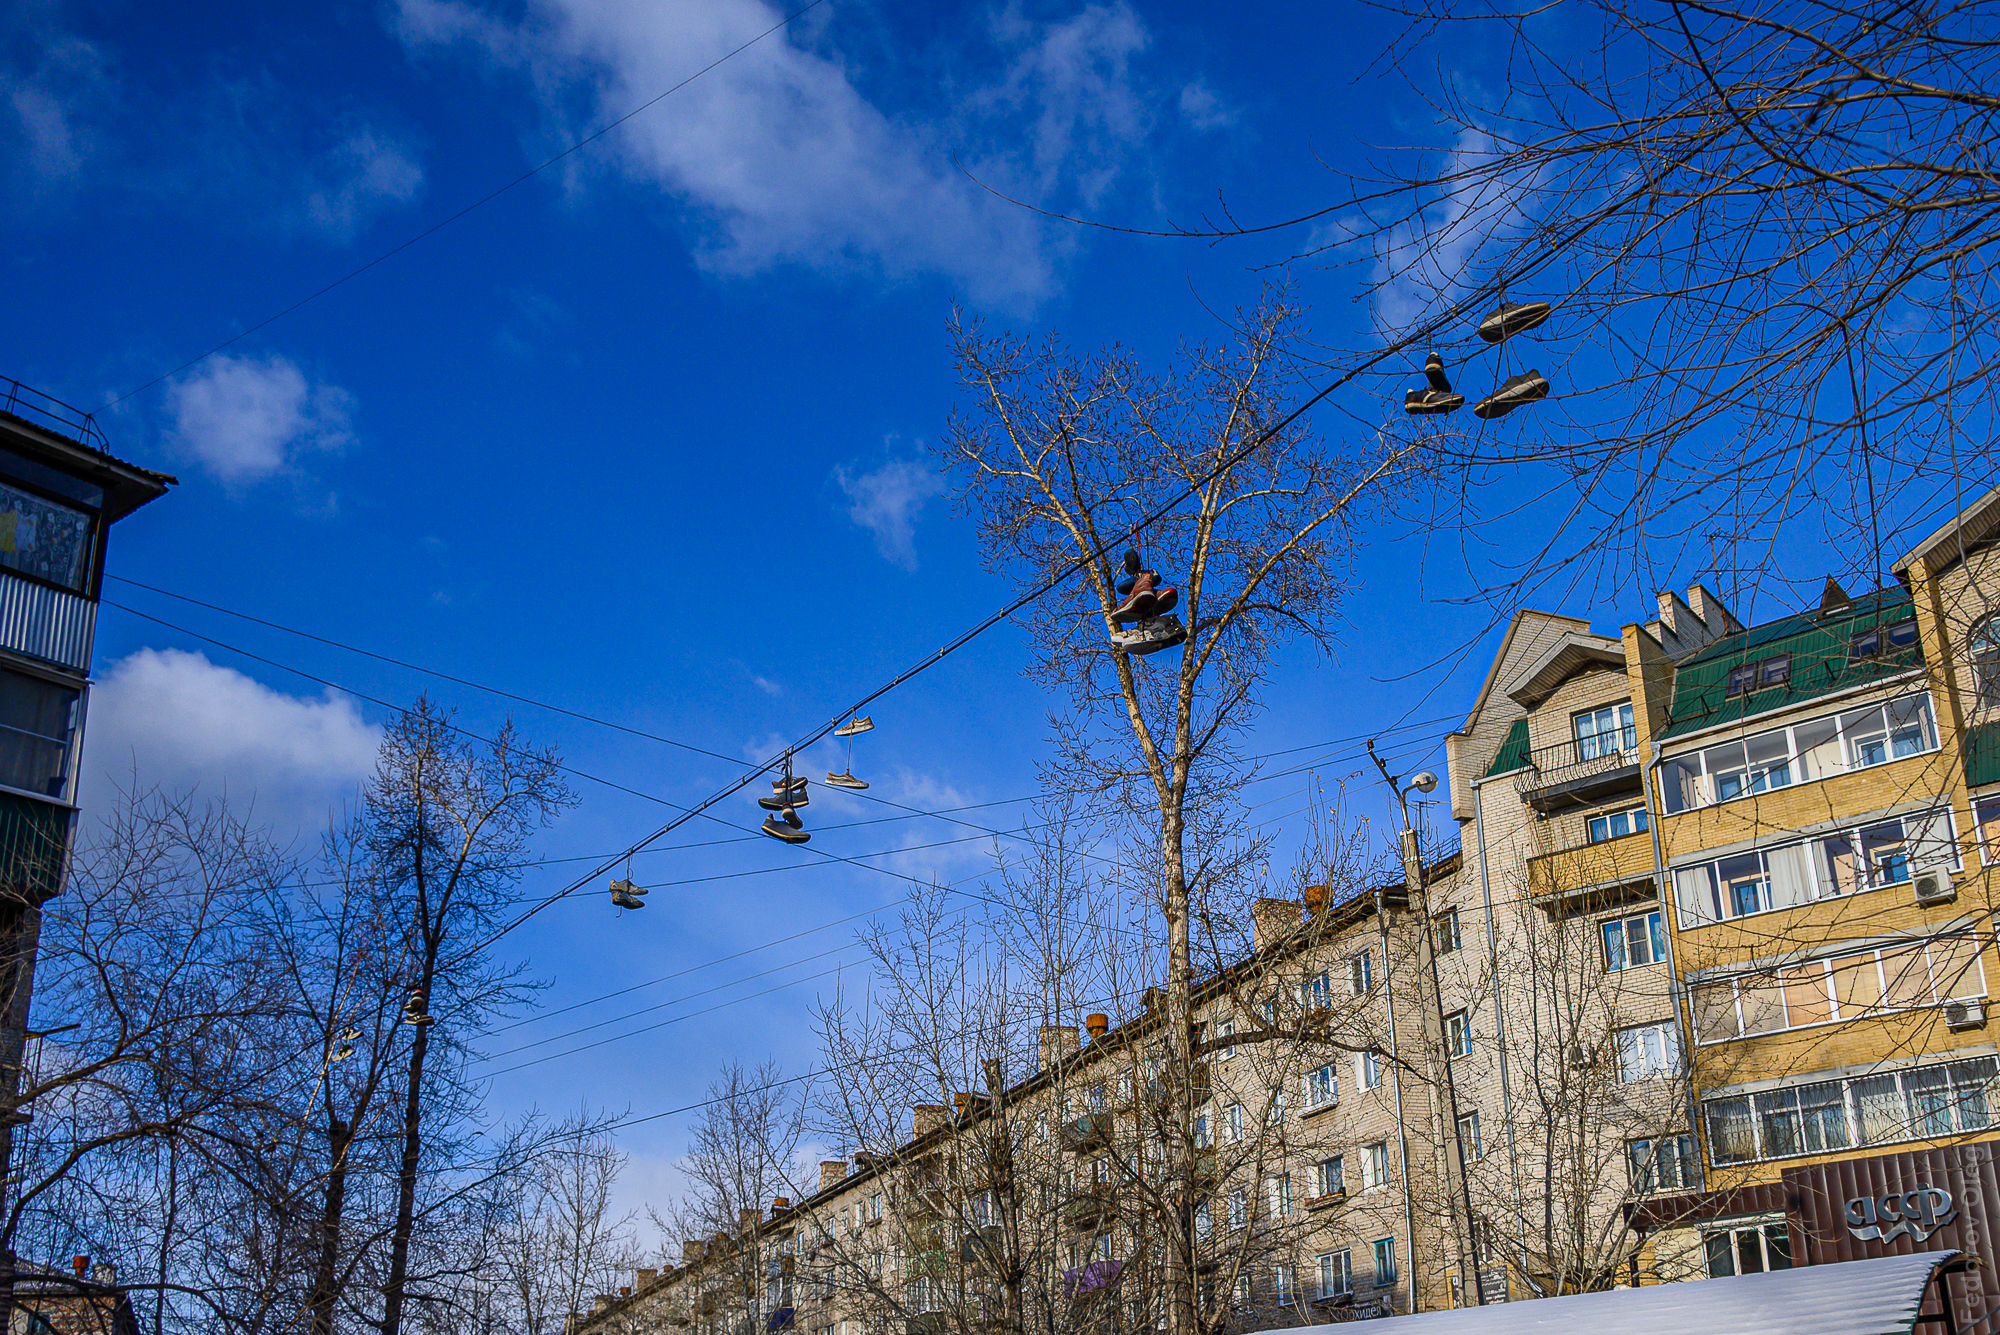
[
  {"xmin": 402, "ymin": 990, "xmax": 436, "ymax": 1027},
  {"xmin": 1403, "ymin": 298, "xmax": 1555, "ymax": 422},
  {"xmin": 609, "ymin": 877, "xmax": 648, "ymax": 910},
  {"xmin": 1107, "ymin": 549, "xmax": 1188, "ymax": 656},
  {"xmin": 827, "ymin": 716, "xmax": 872, "ymax": 789},
  {"xmin": 760, "ymin": 754, "xmax": 811, "ymax": 844}
]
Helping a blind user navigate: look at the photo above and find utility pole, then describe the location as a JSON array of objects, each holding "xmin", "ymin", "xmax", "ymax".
[{"xmin": 1369, "ymin": 743, "xmax": 1483, "ymax": 1308}]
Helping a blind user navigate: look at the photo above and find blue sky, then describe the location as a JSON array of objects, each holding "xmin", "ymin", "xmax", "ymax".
[{"xmin": 1, "ymin": 0, "xmax": 1911, "ymax": 1227}]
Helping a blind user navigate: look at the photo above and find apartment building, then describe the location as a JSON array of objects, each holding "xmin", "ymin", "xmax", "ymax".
[{"xmin": 579, "ymin": 486, "xmax": 2000, "ymax": 1335}]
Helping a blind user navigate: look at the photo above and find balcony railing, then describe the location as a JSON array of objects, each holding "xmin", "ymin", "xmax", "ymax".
[
  {"xmin": 1515, "ymin": 733, "xmax": 1642, "ymax": 807},
  {"xmin": 0, "ymin": 376, "xmax": 111, "ymax": 451},
  {"xmin": 0, "ymin": 570, "xmax": 94, "ymax": 672}
]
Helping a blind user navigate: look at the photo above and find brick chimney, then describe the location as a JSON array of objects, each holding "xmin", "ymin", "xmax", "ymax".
[
  {"xmin": 592, "ymin": 1295, "xmax": 615, "ymax": 1313},
  {"xmin": 683, "ymin": 1239, "xmax": 706, "ymax": 1265},
  {"xmin": 1252, "ymin": 897, "xmax": 1301, "ymax": 950},
  {"xmin": 739, "ymin": 1206, "xmax": 762, "ymax": 1236},
  {"xmin": 71, "ymin": 1256, "xmax": 87, "ymax": 1278},
  {"xmin": 637, "ymin": 1269, "xmax": 658, "ymax": 1289},
  {"xmin": 1302, "ymin": 883, "xmax": 1330, "ymax": 918},
  {"xmin": 914, "ymin": 1104, "xmax": 948, "ymax": 1138},
  {"xmin": 1038, "ymin": 1024, "xmax": 1079, "ymax": 1070},
  {"xmin": 1085, "ymin": 1013, "xmax": 1109, "ymax": 1041},
  {"xmin": 820, "ymin": 1160, "xmax": 848, "ymax": 1192}
]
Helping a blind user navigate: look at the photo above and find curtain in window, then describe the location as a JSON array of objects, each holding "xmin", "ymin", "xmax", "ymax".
[
  {"xmin": 1766, "ymin": 843, "xmax": 1819, "ymax": 909},
  {"xmin": 1708, "ymin": 1097, "xmax": 1756, "ymax": 1163}
]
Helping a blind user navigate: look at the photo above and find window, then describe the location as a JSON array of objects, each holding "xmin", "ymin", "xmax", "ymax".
[
  {"xmin": 1704, "ymin": 1223, "xmax": 1793, "ymax": 1277},
  {"xmin": 1232, "ymin": 1274, "xmax": 1251, "ymax": 1307},
  {"xmin": 1224, "ymin": 1103, "xmax": 1243, "ymax": 1143},
  {"xmin": 1227, "ymin": 1187, "xmax": 1249, "ymax": 1230},
  {"xmin": 1349, "ymin": 950, "xmax": 1374, "ymax": 994},
  {"xmin": 1671, "ymin": 806, "xmax": 1959, "ymax": 925},
  {"xmin": 1274, "ymin": 1264, "xmax": 1295, "ymax": 1305},
  {"xmin": 1588, "ymin": 806, "xmax": 1650, "ymax": 843},
  {"xmin": 1357, "ymin": 1049, "xmax": 1383, "ymax": 1091},
  {"xmin": 1760, "ymin": 655, "xmax": 1792, "ymax": 688},
  {"xmin": 1855, "ymin": 619, "xmax": 1921, "ymax": 662},
  {"xmin": 1435, "ymin": 908, "xmax": 1461, "ymax": 953},
  {"xmin": 0, "ymin": 481, "xmax": 94, "ymax": 594},
  {"xmin": 0, "ymin": 670, "xmax": 77, "ymax": 800},
  {"xmin": 1363, "ymin": 1142, "xmax": 1391, "ymax": 1189},
  {"xmin": 1457, "ymin": 1110, "xmax": 1484, "ymax": 1159},
  {"xmin": 1601, "ymin": 911, "xmax": 1665, "ymax": 971},
  {"xmin": 871, "ymin": 1193, "xmax": 883, "ymax": 1220},
  {"xmin": 1725, "ymin": 664, "xmax": 1756, "ymax": 698},
  {"xmin": 1316, "ymin": 1156, "xmax": 1345, "ymax": 1198},
  {"xmin": 1446, "ymin": 1009, "xmax": 1473, "ymax": 1057},
  {"xmin": 1317, "ymin": 1251, "xmax": 1353, "ymax": 1299},
  {"xmin": 1706, "ymin": 1056, "xmax": 1997, "ymax": 1164},
  {"xmin": 1973, "ymin": 615, "xmax": 2000, "ymax": 705},
  {"xmin": 1266, "ymin": 1173, "xmax": 1293, "ymax": 1218},
  {"xmin": 1194, "ymin": 1201, "xmax": 1212, "ymax": 1240},
  {"xmin": 1217, "ymin": 1017, "xmax": 1236, "ymax": 1061},
  {"xmin": 1660, "ymin": 694, "xmax": 1938, "ymax": 813},
  {"xmin": 1615, "ymin": 1021, "xmax": 1680, "ymax": 1082},
  {"xmin": 1371, "ymin": 1238, "xmax": 1398, "ymax": 1287},
  {"xmin": 1265, "ymin": 1088, "xmax": 1286, "ymax": 1126},
  {"xmin": 1305, "ymin": 1064, "xmax": 1338, "ymax": 1109},
  {"xmin": 1305, "ymin": 970, "xmax": 1333, "ymax": 1011},
  {"xmin": 1692, "ymin": 932, "xmax": 1987, "ymax": 1043},
  {"xmin": 1575, "ymin": 702, "xmax": 1637, "ymax": 759},
  {"xmin": 1193, "ymin": 1112, "xmax": 1212, "ymax": 1148},
  {"xmin": 1627, "ymin": 1135, "xmax": 1697, "ymax": 1193}
]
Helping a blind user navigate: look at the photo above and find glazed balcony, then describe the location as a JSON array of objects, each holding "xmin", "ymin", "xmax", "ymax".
[
  {"xmin": 1527, "ymin": 828, "xmax": 1657, "ymax": 903},
  {"xmin": 1515, "ymin": 734, "xmax": 1642, "ymax": 812}
]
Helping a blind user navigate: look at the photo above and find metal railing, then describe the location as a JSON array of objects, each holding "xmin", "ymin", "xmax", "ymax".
[
  {"xmin": 1515, "ymin": 730, "xmax": 1640, "ymax": 793},
  {"xmin": 0, "ymin": 378, "xmax": 110, "ymax": 451}
]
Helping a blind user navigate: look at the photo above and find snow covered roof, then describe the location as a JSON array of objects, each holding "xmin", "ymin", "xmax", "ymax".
[{"xmin": 1255, "ymin": 1252, "xmax": 1960, "ymax": 1335}]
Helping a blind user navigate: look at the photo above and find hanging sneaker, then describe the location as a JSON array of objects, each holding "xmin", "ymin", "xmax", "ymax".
[
  {"xmin": 833, "ymin": 716, "xmax": 875, "ymax": 737},
  {"xmin": 758, "ymin": 791, "xmax": 809, "ymax": 811},
  {"xmin": 771, "ymin": 774, "xmax": 808, "ymax": 795},
  {"xmin": 1477, "ymin": 300, "xmax": 1551, "ymax": 344},
  {"xmin": 1111, "ymin": 615, "xmax": 1189, "ymax": 655},
  {"xmin": 762, "ymin": 814, "xmax": 810, "ymax": 844},
  {"xmin": 825, "ymin": 771, "xmax": 869, "ymax": 790},
  {"xmin": 610, "ymin": 877, "xmax": 648, "ymax": 909},
  {"xmin": 1473, "ymin": 370, "xmax": 1550, "ymax": 419},
  {"xmin": 1404, "ymin": 352, "xmax": 1464, "ymax": 415}
]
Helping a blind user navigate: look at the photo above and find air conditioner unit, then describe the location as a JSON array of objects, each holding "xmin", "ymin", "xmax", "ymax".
[
  {"xmin": 1944, "ymin": 999, "xmax": 1987, "ymax": 1032},
  {"xmin": 1914, "ymin": 869, "xmax": 1957, "ymax": 905}
]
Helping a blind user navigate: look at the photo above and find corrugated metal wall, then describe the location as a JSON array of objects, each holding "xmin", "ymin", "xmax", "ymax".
[
  {"xmin": 0, "ymin": 572, "xmax": 94, "ymax": 672},
  {"xmin": 1787, "ymin": 1141, "xmax": 2000, "ymax": 1329}
]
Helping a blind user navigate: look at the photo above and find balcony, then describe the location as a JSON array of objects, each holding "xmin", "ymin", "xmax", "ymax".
[
  {"xmin": 1515, "ymin": 734, "xmax": 1642, "ymax": 811},
  {"xmin": 0, "ymin": 570, "xmax": 94, "ymax": 673},
  {"xmin": 1060, "ymin": 1111, "xmax": 1114, "ymax": 1153},
  {"xmin": 1526, "ymin": 828, "xmax": 1657, "ymax": 905},
  {"xmin": 1065, "ymin": 1184, "xmax": 1115, "ymax": 1230},
  {"xmin": 0, "ymin": 791, "xmax": 70, "ymax": 901}
]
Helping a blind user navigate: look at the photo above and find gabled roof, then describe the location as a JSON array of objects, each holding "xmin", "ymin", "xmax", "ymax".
[
  {"xmin": 1502, "ymin": 630, "xmax": 1626, "ymax": 710},
  {"xmin": 1894, "ymin": 482, "xmax": 2000, "ymax": 583},
  {"xmin": 1457, "ymin": 609, "xmax": 1594, "ymax": 739},
  {"xmin": 1660, "ymin": 587, "xmax": 1918, "ymax": 740}
]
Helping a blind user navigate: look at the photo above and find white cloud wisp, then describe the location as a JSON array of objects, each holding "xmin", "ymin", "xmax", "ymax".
[
  {"xmin": 832, "ymin": 455, "xmax": 942, "ymax": 571},
  {"xmin": 165, "ymin": 353, "xmax": 353, "ymax": 488}
]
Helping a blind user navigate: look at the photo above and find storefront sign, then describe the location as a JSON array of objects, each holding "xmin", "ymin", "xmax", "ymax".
[{"xmin": 1843, "ymin": 1186, "xmax": 1957, "ymax": 1244}]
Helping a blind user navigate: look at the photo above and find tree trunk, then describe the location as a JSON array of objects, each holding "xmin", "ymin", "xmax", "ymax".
[
  {"xmin": 308, "ymin": 1118, "xmax": 353, "ymax": 1335},
  {"xmin": 381, "ymin": 1007, "xmax": 432, "ymax": 1335},
  {"xmin": 1162, "ymin": 804, "xmax": 1194, "ymax": 1335}
]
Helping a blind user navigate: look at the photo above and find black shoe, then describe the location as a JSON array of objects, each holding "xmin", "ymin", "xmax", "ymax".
[
  {"xmin": 1477, "ymin": 300, "xmax": 1551, "ymax": 344},
  {"xmin": 1473, "ymin": 370, "xmax": 1550, "ymax": 419},
  {"xmin": 1404, "ymin": 389, "xmax": 1463, "ymax": 415},
  {"xmin": 758, "ymin": 792, "xmax": 808, "ymax": 811},
  {"xmin": 762, "ymin": 815, "xmax": 810, "ymax": 844},
  {"xmin": 771, "ymin": 775, "xmax": 808, "ymax": 794},
  {"xmin": 782, "ymin": 808, "xmax": 804, "ymax": 829},
  {"xmin": 1424, "ymin": 352, "xmax": 1452, "ymax": 393}
]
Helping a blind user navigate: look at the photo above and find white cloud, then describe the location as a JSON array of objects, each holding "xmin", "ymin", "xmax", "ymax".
[
  {"xmin": 1369, "ymin": 126, "xmax": 1537, "ymax": 336},
  {"xmin": 1177, "ymin": 80, "xmax": 1235, "ymax": 131},
  {"xmin": 832, "ymin": 455, "xmax": 942, "ymax": 571},
  {"xmin": 165, "ymin": 354, "xmax": 354, "ymax": 487},
  {"xmin": 299, "ymin": 129, "xmax": 424, "ymax": 241},
  {"xmin": 80, "ymin": 648, "xmax": 382, "ymax": 838},
  {"xmin": 396, "ymin": 0, "xmax": 1161, "ymax": 308},
  {"xmin": 0, "ymin": 7, "xmax": 113, "ymax": 208}
]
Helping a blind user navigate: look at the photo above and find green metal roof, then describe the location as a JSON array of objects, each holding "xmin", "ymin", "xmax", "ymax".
[
  {"xmin": 1660, "ymin": 588, "xmax": 1921, "ymax": 741},
  {"xmin": 1966, "ymin": 721, "xmax": 2000, "ymax": 789},
  {"xmin": 1485, "ymin": 718, "xmax": 1531, "ymax": 777}
]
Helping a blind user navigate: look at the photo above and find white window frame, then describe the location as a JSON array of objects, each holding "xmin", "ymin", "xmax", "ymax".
[
  {"xmin": 1305, "ymin": 1063, "xmax": 1339, "ymax": 1109},
  {"xmin": 1435, "ymin": 907, "xmax": 1461, "ymax": 953},
  {"xmin": 1704, "ymin": 1221, "xmax": 1795, "ymax": 1277},
  {"xmin": 1266, "ymin": 1172, "xmax": 1292, "ymax": 1218},
  {"xmin": 1660, "ymin": 691, "xmax": 1939, "ymax": 814},
  {"xmin": 1350, "ymin": 949, "xmax": 1374, "ymax": 994},
  {"xmin": 1357, "ymin": 1049, "xmax": 1383, "ymax": 1091},
  {"xmin": 1445, "ymin": 1009, "xmax": 1473, "ymax": 1058},
  {"xmin": 1457, "ymin": 1109, "xmax": 1484, "ymax": 1159},
  {"xmin": 1615, "ymin": 1020, "xmax": 1681, "ymax": 1082},
  {"xmin": 1626, "ymin": 1134, "xmax": 1697, "ymax": 1194},
  {"xmin": 1601, "ymin": 909, "xmax": 1665, "ymax": 971},
  {"xmin": 1706, "ymin": 1055, "xmax": 1998, "ymax": 1165},
  {"xmin": 1317, "ymin": 1250, "xmax": 1353, "ymax": 1299},
  {"xmin": 1363, "ymin": 1141, "xmax": 1390, "ymax": 1190},
  {"xmin": 1671, "ymin": 805, "xmax": 1960, "ymax": 926},
  {"xmin": 1575, "ymin": 702, "xmax": 1637, "ymax": 759},
  {"xmin": 1316, "ymin": 1155, "xmax": 1345, "ymax": 1198},
  {"xmin": 1223, "ymin": 1102, "xmax": 1243, "ymax": 1143},
  {"xmin": 1693, "ymin": 931, "xmax": 1988, "ymax": 1044},
  {"xmin": 1588, "ymin": 805, "xmax": 1651, "ymax": 844}
]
